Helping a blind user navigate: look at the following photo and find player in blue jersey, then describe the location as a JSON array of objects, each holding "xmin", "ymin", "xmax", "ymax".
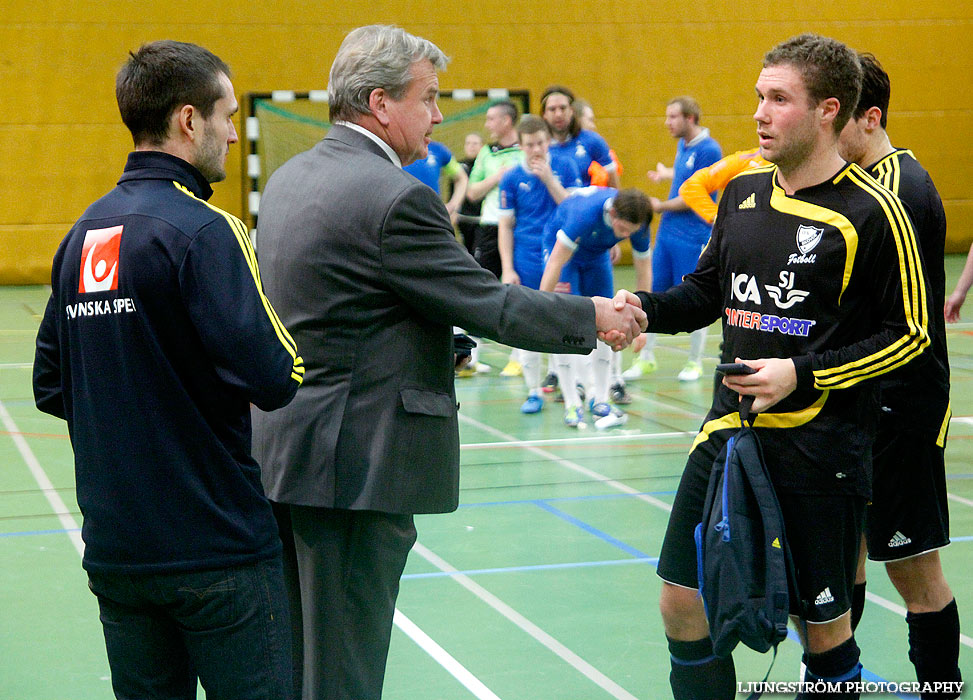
[
  {"xmin": 540, "ymin": 187, "xmax": 652, "ymax": 428},
  {"xmin": 625, "ymin": 96, "xmax": 721, "ymax": 383},
  {"xmin": 541, "ymin": 85, "xmax": 619, "ymax": 189},
  {"xmin": 403, "ymin": 140, "xmax": 469, "ymax": 217},
  {"xmin": 539, "ymin": 86, "xmax": 622, "ymax": 397},
  {"xmin": 498, "ymin": 115, "xmax": 583, "ymax": 413}
]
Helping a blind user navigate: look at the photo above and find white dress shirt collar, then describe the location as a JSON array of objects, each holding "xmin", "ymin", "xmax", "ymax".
[{"xmin": 335, "ymin": 120, "xmax": 402, "ymax": 168}]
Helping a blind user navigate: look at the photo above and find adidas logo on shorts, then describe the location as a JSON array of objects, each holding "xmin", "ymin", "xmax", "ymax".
[
  {"xmin": 814, "ymin": 587, "xmax": 835, "ymax": 606},
  {"xmin": 888, "ymin": 531, "xmax": 912, "ymax": 548},
  {"xmin": 738, "ymin": 193, "xmax": 756, "ymax": 210}
]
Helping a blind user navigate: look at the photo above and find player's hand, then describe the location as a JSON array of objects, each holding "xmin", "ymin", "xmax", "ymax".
[
  {"xmin": 594, "ymin": 294, "xmax": 647, "ymax": 351},
  {"xmin": 631, "ymin": 333, "xmax": 647, "ymax": 354},
  {"xmin": 609, "ymin": 244, "xmax": 622, "ymax": 264},
  {"xmin": 649, "ymin": 196, "xmax": 663, "ymax": 214},
  {"xmin": 647, "ymin": 162, "xmax": 673, "ymax": 183},
  {"xmin": 527, "ymin": 155, "xmax": 553, "ymax": 181},
  {"xmin": 944, "ymin": 291, "xmax": 966, "ymax": 323},
  {"xmin": 501, "ymin": 269, "xmax": 521, "ymax": 285},
  {"xmin": 720, "ymin": 357, "xmax": 797, "ymax": 413},
  {"xmin": 611, "ymin": 288, "xmax": 643, "ymax": 312}
]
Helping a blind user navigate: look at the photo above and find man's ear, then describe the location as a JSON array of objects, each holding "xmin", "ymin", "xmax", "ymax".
[
  {"xmin": 368, "ymin": 88, "xmax": 392, "ymax": 127},
  {"xmin": 173, "ymin": 104, "xmax": 197, "ymax": 141},
  {"xmin": 865, "ymin": 106, "xmax": 883, "ymax": 131},
  {"xmin": 819, "ymin": 97, "xmax": 841, "ymax": 127}
]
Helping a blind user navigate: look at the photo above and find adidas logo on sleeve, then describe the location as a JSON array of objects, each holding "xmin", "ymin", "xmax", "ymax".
[{"xmin": 738, "ymin": 193, "xmax": 756, "ymax": 210}]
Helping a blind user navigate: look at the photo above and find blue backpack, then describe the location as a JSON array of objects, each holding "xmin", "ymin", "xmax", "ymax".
[{"xmin": 694, "ymin": 398, "xmax": 803, "ymax": 665}]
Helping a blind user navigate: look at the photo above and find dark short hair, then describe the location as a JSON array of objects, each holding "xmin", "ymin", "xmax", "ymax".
[
  {"xmin": 854, "ymin": 52, "xmax": 890, "ymax": 129},
  {"xmin": 539, "ymin": 85, "xmax": 581, "ymax": 139},
  {"xmin": 516, "ymin": 114, "xmax": 550, "ymax": 139},
  {"xmin": 488, "ymin": 99, "xmax": 519, "ymax": 126},
  {"xmin": 763, "ymin": 33, "xmax": 862, "ymax": 134},
  {"xmin": 613, "ymin": 188, "xmax": 653, "ymax": 227},
  {"xmin": 116, "ymin": 40, "xmax": 231, "ymax": 146},
  {"xmin": 668, "ymin": 96, "xmax": 701, "ymax": 124}
]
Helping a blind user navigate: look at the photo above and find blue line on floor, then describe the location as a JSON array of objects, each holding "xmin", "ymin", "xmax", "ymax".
[
  {"xmin": 0, "ymin": 527, "xmax": 81, "ymax": 538},
  {"xmin": 532, "ymin": 499, "xmax": 650, "ymax": 559}
]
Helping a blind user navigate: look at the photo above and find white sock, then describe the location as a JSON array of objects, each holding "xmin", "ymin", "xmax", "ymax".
[
  {"xmin": 592, "ymin": 341, "xmax": 612, "ymax": 404},
  {"xmin": 521, "ymin": 351, "xmax": 542, "ymax": 395},
  {"xmin": 688, "ymin": 327, "xmax": 707, "ymax": 365},
  {"xmin": 554, "ymin": 354, "xmax": 581, "ymax": 406},
  {"xmin": 641, "ymin": 333, "xmax": 658, "ymax": 361},
  {"xmin": 610, "ymin": 348, "xmax": 624, "ymax": 386}
]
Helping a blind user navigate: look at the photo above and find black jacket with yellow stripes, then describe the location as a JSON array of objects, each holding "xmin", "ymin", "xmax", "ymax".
[
  {"xmin": 33, "ymin": 151, "xmax": 303, "ymax": 573},
  {"xmin": 868, "ymin": 149, "xmax": 950, "ymax": 441},
  {"xmin": 637, "ymin": 162, "xmax": 929, "ymax": 496}
]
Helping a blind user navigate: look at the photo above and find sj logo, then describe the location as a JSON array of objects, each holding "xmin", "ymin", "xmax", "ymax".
[{"xmin": 79, "ymin": 225, "xmax": 123, "ymax": 293}]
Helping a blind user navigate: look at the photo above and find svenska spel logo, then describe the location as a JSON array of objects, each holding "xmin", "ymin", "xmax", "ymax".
[{"xmin": 79, "ymin": 225, "xmax": 123, "ymax": 293}]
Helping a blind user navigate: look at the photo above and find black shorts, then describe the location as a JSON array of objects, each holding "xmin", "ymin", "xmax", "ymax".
[
  {"xmin": 657, "ymin": 429, "xmax": 866, "ymax": 624},
  {"xmin": 865, "ymin": 416, "xmax": 950, "ymax": 562},
  {"xmin": 473, "ymin": 224, "xmax": 501, "ymax": 279}
]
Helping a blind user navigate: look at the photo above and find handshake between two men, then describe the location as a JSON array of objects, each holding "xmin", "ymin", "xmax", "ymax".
[{"xmin": 594, "ymin": 290, "xmax": 647, "ymax": 351}]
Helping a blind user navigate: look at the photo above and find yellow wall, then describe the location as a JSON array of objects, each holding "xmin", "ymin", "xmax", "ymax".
[{"xmin": 3, "ymin": 1, "xmax": 970, "ymax": 283}]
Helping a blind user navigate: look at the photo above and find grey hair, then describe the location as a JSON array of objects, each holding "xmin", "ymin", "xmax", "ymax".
[{"xmin": 328, "ymin": 25, "xmax": 448, "ymax": 122}]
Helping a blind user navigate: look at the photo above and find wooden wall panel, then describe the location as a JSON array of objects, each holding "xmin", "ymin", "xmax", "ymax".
[{"xmin": 2, "ymin": 2, "xmax": 970, "ymax": 283}]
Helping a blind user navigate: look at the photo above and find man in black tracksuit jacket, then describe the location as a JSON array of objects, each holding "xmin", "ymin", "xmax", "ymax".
[
  {"xmin": 838, "ymin": 52, "xmax": 961, "ymax": 699},
  {"xmin": 32, "ymin": 41, "xmax": 303, "ymax": 700},
  {"xmin": 632, "ymin": 35, "xmax": 930, "ymax": 700}
]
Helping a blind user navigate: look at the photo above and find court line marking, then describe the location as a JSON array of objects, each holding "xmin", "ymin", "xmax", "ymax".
[
  {"xmin": 412, "ymin": 541, "xmax": 640, "ymax": 700},
  {"xmin": 0, "ymin": 399, "xmax": 83, "ymax": 557},
  {"xmin": 461, "ymin": 431, "xmax": 694, "ymax": 449},
  {"xmin": 403, "ymin": 557, "xmax": 657, "ymax": 581},
  {"xmin": 2, "ymin": 402, "xmax": 496, "ymax": 700},
  {"xmin": 459, "ymin": 413, "xmax": 673, "ymax": 513},
  {"xmin": 393, "ymin": 609, "xmax": 502, "ymax": 700},
  {"xmin": 948, "ymin": 492, "xmax": 973, "ymax": 508},
  {"xmin": 459, "ymin": 411, "xmax": 973, "ymax": 653}
]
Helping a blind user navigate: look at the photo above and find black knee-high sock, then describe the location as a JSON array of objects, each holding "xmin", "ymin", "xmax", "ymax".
[
  {"xmin": 850, "ymin": 582, "xmax": 867, "ymax": 631},
  {"xmin": 799, "ymin": 636, "xmax": 861, "ymax": 699},
  {"xmin": 907, "ymin": 598, "xmax": 962, "ymax": 700},
  {"xmin": 667, "ymin": 636, "xmax": 736, "ymax": 700}
]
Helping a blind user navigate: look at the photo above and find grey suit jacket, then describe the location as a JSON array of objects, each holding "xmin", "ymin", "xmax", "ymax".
[{"xmin": 252, "ymin": 125, "xmax": 597, "ymax": 514}]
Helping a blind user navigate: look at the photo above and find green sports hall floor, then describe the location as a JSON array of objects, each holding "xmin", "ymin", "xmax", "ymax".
[{"xmin": 2, "ymin": 257, "xmax": 972, "ymax": 699}]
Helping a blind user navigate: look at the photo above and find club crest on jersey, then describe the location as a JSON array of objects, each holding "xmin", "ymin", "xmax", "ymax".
[
  {"xmin": 79, "ymin": 225, "xmax": 123, "ymax": 293},
  {"xmin": 796, "ymin": 224, "xmax": 823, "ymax": 254},
  {"xmin": 788, "ymin": 224, "xmax": 823, "ymax": 265}
]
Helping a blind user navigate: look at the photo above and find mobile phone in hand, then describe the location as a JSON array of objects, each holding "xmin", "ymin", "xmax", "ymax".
[{"xmin": 715, "ymin": 362, "xmax": 757, "ymax": 375}]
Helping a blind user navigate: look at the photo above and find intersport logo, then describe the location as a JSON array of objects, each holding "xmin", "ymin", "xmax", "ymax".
[{"xmin": 79, "ymin": 225, "xmax": 123, "ymax": 293}]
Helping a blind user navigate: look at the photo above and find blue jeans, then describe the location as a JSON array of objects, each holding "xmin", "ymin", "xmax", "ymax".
[{"xmin": 87, "ymin": 556, "xmax": 292, "ymax": 700}]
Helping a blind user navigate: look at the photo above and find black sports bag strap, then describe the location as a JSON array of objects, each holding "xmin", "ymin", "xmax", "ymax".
[{"xmin": 739, "ymin": 394, "xmax": 756, "ymax": 426}]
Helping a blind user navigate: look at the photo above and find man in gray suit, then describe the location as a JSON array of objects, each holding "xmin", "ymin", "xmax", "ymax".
[{"xmin": 252, "ymin": 24, "xmax": 646, "ymax": 700}]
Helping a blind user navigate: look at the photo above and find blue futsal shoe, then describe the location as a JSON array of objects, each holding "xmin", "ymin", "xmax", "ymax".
[{"xmin": 521, "ymin": 394, "xmax": 544, "ymax": 414}]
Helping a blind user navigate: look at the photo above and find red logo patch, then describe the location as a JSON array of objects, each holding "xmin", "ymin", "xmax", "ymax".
[{"xmin": 79, "ymin": 225, "xmax": 123, "ymax": 293}]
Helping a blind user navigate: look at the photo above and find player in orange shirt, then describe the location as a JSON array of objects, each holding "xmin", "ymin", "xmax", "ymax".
[{"xmin": 677, "ymin": 148, "xmax": 768, "ymax": 224}]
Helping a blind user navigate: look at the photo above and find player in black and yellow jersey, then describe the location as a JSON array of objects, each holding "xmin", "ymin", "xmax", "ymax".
[
  {"xmin": 625, "ymin": 35, "xmax": 931, "ymax": 700},
  {"xmin": 838, "ymin": 52, "xmax": 960, "ymax": 698}
]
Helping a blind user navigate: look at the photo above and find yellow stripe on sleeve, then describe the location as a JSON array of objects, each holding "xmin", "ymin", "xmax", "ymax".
[
  {"xmin": 172, "ymin": 182, "xmax": 304, "ymax": 384},
  {"xmin": 810, "ymin": 168, "xmax": 928, "ymax": 389}
]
